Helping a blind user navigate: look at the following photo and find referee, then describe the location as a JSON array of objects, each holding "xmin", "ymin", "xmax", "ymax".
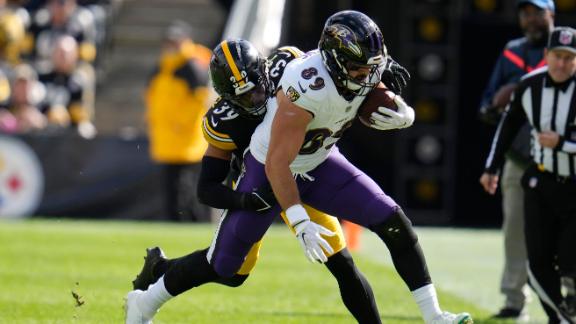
[{"xmin": 480, "ymin": 26, "xmax": 576, "ymax": 324}]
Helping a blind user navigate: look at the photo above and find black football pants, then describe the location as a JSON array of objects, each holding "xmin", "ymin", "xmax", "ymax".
[{"xmin": 521, "ymin": 164, "xmax": 576, "ymax": 323}]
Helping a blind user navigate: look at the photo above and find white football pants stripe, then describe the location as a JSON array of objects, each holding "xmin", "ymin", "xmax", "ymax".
[{"xmin": 527, "ymin": 263, "xmax": 571, "ymax": 323}]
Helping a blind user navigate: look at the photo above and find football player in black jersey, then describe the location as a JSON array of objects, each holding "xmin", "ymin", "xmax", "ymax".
[{"xmin": 126, "ymin": 39, "xmax": 410, "ymax": 324}]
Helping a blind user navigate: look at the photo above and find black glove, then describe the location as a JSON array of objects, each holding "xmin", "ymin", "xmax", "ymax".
[
  {"xmin": 241, "ymin": 183, "xmax": 277, "ymax": 212},
  {"xmin": 381, "ymin": 57, "xmax": 410, "ymax": 95}
]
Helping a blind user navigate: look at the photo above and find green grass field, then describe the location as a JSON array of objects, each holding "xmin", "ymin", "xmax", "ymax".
[{"xmin": 0, "ymin": 219, "xmax": 544, "ymax": 323}]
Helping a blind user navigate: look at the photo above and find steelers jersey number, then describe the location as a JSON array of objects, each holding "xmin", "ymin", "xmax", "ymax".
[
  {"xmin": 211, "ymin": 101, "xmax": 239, "ymax": 121},
  {"xmin": 268, "ymin": 47, "xmax": 301, "ymax": 91}
]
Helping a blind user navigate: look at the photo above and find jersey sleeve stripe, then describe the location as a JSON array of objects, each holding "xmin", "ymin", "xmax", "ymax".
[
  {"xmin": 202, "ymin": 118, "xmax": 237, "ymax": 150},
  {"xmin": 221, "ymin": 41, "xmax": 246, "ymax": 87}
]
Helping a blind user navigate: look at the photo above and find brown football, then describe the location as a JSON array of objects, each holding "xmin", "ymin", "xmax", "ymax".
[{"xmin": 358, "ymin": 83, "xmax": 398, "ymax": 127}]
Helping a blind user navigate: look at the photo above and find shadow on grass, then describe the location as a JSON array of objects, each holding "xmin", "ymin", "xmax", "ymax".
[
  {"xmin": 254, "ymin": 310, "xmax": 422, "ymax": 322},
  {"xmin": 470, "ymin": 316, "xmax": 520, "ymax": 324}
]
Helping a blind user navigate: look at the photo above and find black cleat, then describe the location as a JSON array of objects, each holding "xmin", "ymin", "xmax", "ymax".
[
  {"xmin": 491, "ymin": 307, "xmax": 523, "ymax": 319},
  {"xmin": 132, "ymin": 247, "xmax": 167, "ymax": 290}
]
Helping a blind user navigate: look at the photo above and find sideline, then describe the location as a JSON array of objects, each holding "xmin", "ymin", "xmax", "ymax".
[{"xmin": 360, "ymin": 227, "xmax": 546, "ymax": 323}]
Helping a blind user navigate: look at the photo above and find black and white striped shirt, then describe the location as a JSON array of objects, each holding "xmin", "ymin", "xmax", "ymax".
[{"xmin": 485, "ymin": 66, "xmax": 576, "ymax": 177}]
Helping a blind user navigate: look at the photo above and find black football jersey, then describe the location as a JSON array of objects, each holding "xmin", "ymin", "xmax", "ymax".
[
  {"xmin": 202, "ymin": 46, "xmax": 303, "ymax": 164},
  {"xmin": 267, "ymin": 46, "xmax": 304, "ymax": 92}
]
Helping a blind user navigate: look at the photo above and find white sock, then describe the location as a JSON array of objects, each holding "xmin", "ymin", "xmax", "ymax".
[
  {"xmin": 137, "ymin": 276, "xmax": 173, "ymax": 318},
  {"xmin": 412, "ymin": 284, "xmax": 442, "ymax": 323}
]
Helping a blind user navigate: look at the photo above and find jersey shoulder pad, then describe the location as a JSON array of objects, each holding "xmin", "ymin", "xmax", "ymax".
[
  {"xmin": 267, "ymin": 46, "xmax": 304, "ymax": 92},
  {"xmin": 279, "ymin": 53, "xmax": 329, "ymax": 113},
  {"xmin": 202, "ymin": 98, "xmax": 240, "ymax": 150}
]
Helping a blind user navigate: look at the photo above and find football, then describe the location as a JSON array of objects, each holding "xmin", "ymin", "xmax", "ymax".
[{"xmin": 358, "ymin": 83, "xmax": 398, "ymax": 127}]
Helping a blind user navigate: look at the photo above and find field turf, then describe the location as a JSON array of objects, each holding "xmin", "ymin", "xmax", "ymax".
[{"xmin": 0, "ymin": 219, "xmax": 543, "ymax": 323}]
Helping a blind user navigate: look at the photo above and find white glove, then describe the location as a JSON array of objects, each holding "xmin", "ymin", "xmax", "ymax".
[
  {"xmin": 370, "ymin": 95, "xmax": 415, "ymax": 130},
  {"xmin": 286, "ymin": 204, "xmax": 336, "ymax": 263}
]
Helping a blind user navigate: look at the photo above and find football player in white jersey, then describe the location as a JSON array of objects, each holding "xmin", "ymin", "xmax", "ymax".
[
  {"xmin": 125, "ymin": 11, "xmax": 472, "ymax": 324},
  {"xmin": 259, "ymin": 11, "xmax": 471, "ymax": 324}
]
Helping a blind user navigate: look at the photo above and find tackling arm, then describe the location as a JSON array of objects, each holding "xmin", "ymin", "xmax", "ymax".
[{"xmin": 198, "ymin": 145, "xmax": 275, "ymax": 211}]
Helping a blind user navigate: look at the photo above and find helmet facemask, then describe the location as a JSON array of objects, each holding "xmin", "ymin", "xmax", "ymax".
[
  {"xmin": 228, "ymin": 73, "xmax": 271, "ymax": 118},
  {"xmin": 322, "ymin": 49, "xmax": 385, "ymax": 96},
  {"xmin": 318, "ymin": 11, "xmax": 388, "ymax": 96}
]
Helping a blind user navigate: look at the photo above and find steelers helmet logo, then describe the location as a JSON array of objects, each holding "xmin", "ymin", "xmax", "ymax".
[{"xmin": 0, "ymin": 136, "xmax": 44, "ymax": 218}]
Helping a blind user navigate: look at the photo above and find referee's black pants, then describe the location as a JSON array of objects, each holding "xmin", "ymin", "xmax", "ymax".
[{"xmin": 522, "ymin": 164, "xmax": 576, "ymax": 323}]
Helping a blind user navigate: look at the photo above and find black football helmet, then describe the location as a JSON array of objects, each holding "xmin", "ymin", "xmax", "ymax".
[
  {"xmin": 319, "ymin": 10, "xmax": 387, "ymax": 96},
  {"xmin": 210, "ymin": 39, "xmax": 272, "ymax": 118}
]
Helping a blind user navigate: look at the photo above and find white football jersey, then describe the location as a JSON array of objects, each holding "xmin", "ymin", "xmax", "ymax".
[{"xmin": 250, "ymin": 50, "xmax": 367, "ymax": 174}]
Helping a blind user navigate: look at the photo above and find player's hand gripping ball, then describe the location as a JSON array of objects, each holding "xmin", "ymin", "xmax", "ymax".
[
  {"xmin": 358, "ymin": 83, "xmax": 415, "ymax": 130},
  {"xmin": 358, "ymin": 83, "xmax": 398, "ymax": 127}
]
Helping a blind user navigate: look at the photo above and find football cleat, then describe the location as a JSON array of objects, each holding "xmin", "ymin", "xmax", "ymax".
[
  {"xmin": 124, "ymin": 290, "xmax": 154, "ymax": 324},
  {"xmin": 132, "ymin": 247, "xmax": 167, "ymax": 290},
  {"xmin": 559, "ymin": 295, "xmax": 576, "ymax": 323},
  {"xmin": 429, "ymin": 311, "xmax": 473, "ymax": 324},
  {"xmin": 491, "ymin": 307, "xmax": 529, "ymax": 321}
]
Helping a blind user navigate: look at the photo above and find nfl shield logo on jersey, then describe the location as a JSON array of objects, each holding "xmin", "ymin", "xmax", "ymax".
[
  {"xmin": 0, "ymin": 136, "xmax": 44, "ymax": 218},
  {"xmin": 286, "ymin": 86, "xmax": 301, "ymax": 102}
]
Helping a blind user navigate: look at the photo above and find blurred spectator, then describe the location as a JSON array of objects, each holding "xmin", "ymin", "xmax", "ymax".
[
  {"xmin": 29, "ymin": 0, "xmax": 97, "ymax": 75},
  {"xmin": 9, "ymin": 63, "xmax": 46, "ymax": 131},
  {"xmin": 40, "ymin": 35, "xmax": 96, "ymax": 138},
  {"xmin": 0, "ymin": 67, "xmax": 15, "ymax": 132},
  {"xmin": 145, "ymin": 20, "xmax": 211, "ymax": 222},
  {"xmin": 0, "ymin": 64, "xmax": 46, "ymax": 133},
  {"xmin": 0, "ymin": 0, "xmax": 30, "ymax": 66},
  {"xmin": 26, "ymin": 0, "xmax": 121, "ymax": 83}
]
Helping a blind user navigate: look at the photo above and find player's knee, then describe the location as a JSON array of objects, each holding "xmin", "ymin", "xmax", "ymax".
[
  {"xmin": 325, "ymin": 249, "xmax": 357, "ymax": 278},
  {"xmin": 214, "ymin": 274, "xmax": 250, "ymax": 287},
  {"xmin": 368, "ymin": 207, "xmax": 418, "ymax": 254},
  {"xmin": 211, "ymin": 256, "xmax": 245, "ymax": 278}
]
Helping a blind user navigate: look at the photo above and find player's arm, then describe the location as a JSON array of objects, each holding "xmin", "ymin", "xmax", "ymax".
[
  {"xmin": 265, "ymin": 90, "xmax": 311, "ymax": 210},
  {"xmin": 265, "ymin": 90, "xmax": 335, "ymax": 263},
  {"xmin": 480, "ymin": 86, "xmax": 527, "ymax": 194},
  {"xmin": 197, "ymin": 144, "xmax": 240, "ymax": 209},
  {"xmin": 198, "ymin": 144, "xmax": 275, "ymax": 211},
  {"xmin": 478, "ymin": 50, "xmax": 510, "ymax": 125}
]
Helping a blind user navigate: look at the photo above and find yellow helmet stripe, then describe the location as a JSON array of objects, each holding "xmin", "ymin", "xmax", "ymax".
[{"xmin": 220, "ymin": 40, "xmax": 246, "ymax": 87}]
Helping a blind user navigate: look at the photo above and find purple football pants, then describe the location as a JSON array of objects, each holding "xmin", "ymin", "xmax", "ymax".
[{"xmin": 208, "ymin": 148, "xmax": 398, "ymax": 277}]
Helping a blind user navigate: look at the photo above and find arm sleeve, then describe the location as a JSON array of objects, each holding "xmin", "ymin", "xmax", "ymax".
[
  {"xmin": 197, "ymin": 155, "xmax": 246, "ymax": 210},
  {"xmin": 484, "ymin": 88, "xmax": 528, "ymax": 173},
  {"xmin": 479, "ymin": 53, "xmax": 506, "ymax": 110}
]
